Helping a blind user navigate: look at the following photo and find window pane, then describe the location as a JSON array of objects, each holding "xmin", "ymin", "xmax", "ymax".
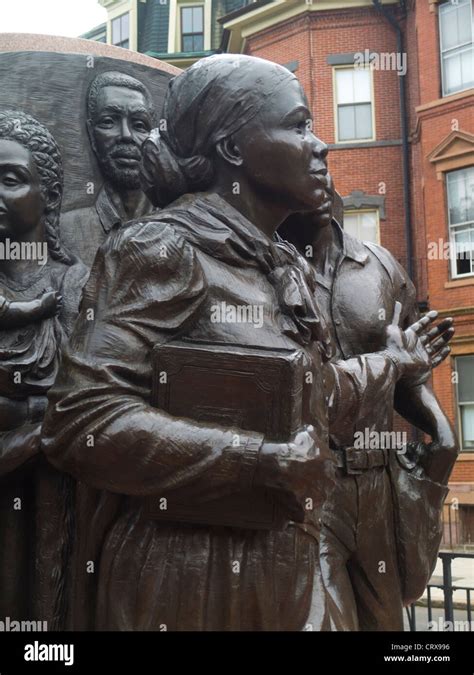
[
  {"xmin": 360, "ymin": 212, "xmax": 378, "ymax": 242},
  {"xmin": 343, "ymin": 213, "xmax": 359, "ymax": 238},
  {"xmin": 460, "ymin": 45, "xmax": 474, "ymax": 90},
  {"xmin": 444, "ymin": 45, "xmax": 474, "ymax": 94},
  {"xmin": 461, "ymin": 404, "xmax": 474, "ymax": 448},
  {"xmin": 458, "ymin": 356, "xmax": 474, "ymax": 402},
  {"xmin": 343, "ymin": 211, "xmax": 378, "ymax": 243},
  {"xmin": 353, "ymin": 68, "xmax": 371, "ymax": 103},
  {"xmin": 182, "ymin": 35, "xmax": 193, "ymax": 52},
  {"xmin": 193, "ymin": 6, "xmax": 204, "ymax": 33},
  {"xmin": 112, "ymin": 17, "xmax": 121, "ymax": 44},
  {"xmin": 182, "ymin": 7, "xmax": 193, "ymax": 33},
  {"xmin": 457, "ymin": 1, "xmax": 473, "ymax": 44},
  {"xmin": 440, "ymin": 0, "xmax": 473, "ymax": 51},
  {"xmin": 447, "ymin": 167, "xmax": 474, "ymax": 226},
  {"xmin": 453, "ymin": 227, "xmax": 474, "ymax": 275},
  {"xmin": 440, "ymin": 0, "xmax": 474, "ymax": 96},
  {"xmin": 336, "ymin": 69, "xmax": 355, "ymax": 105},
  {"xmin": 443, "ymin": 51, "xmax": 463, "ymax": 94},
  {"xmin": 338, "ymin": 105, "xmax": 356, "ymax": 141},
  {"xmin": 121, "ymin": 39, "xmax": 130, "ymax": 50},
  {"xmin": 193, "ymin": 34, "xmax": 204, "ymax": 52},
  {"xmin": 121, "ymin": 13, "xmax": 129, "ymax": 40},
  {"xmin": 440, "ymin": 5, "xmax": 461, "ymax": 51},
  {"xmin": 354, "ymin": 102, "xmax": 373, "ymax": 139}
]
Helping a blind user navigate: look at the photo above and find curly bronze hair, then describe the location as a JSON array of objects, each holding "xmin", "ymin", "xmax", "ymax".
[{"xmin": 0, "ymin": 109, "xmax": 72, "ymax": 264}]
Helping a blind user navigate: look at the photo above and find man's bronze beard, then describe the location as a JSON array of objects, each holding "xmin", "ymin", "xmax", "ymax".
[{"xmin": 98, "ymin": 143, "xmax": 142, "ymax": 190}]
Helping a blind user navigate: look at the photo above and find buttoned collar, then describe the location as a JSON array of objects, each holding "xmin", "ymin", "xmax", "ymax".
[
  {"xmin": 314, "ymin": 219, "xmax": 369, "ymax": 291},
  {"xmin": 96, "ymin": 184, "xmax": 154, "ymax": 234},
  {"xmin": 332, "ymin": 218, "xmax": 369, "ymax": 265}
]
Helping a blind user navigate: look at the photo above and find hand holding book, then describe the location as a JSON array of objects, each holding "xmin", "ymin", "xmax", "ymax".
[
  {"xmin": 147, "ymin": 340, "xmax": 333, "ymax": 529},
  {"xmin": 257, "ymin": 424, "xmax": 335, "ymax": 523}
]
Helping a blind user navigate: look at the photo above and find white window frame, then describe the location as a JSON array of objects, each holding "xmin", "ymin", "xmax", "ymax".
[
  {"xmin": 169, "ymin": 0, "xmax": 211, "ymax": 54},
  {"xmin": 333, "ymin": 65, "xmax": 376, "ymax": 144},
  {"xmin": 439, "ymin": 0, "xmax": 474, "ymax": 97},
  {"xmin": 180, "ymin": 4, "xmax": 205, "ymax": 52},
  {"xmin": 455, "ymin": 355, "xmax": 474, "ymax": 452},
  {"xmin": 446, "ymin": 166, "xmax": 474, "ymax": 279},
  {"xmin": 343, "ymin": 209, "xmax": 380, "ymax": 244},
  {"xmin": 111, "ymin": 12, "xmax": 130, "ymax": 49}
]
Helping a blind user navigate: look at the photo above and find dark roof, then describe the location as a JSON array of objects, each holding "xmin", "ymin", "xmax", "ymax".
[
  {"xmin": 80, "ymin": 22, "xmax": 107, "ymax": 39},
  {"xmin": 146, "ymin": 49, "xmax": 219, "ymax": 61},
  {"xmin": 217, "ymin": 0, "xmax": 273, "ymax": 25}
]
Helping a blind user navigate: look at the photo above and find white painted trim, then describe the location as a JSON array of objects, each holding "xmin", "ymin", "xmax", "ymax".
[
  {"xmin": 169, "ymin": 0, "xmax": 209, "ymax": 53},
  {"xmin": 106, "ymin": 0, "xmax": 134, "ymax": 49},
  {"xmin": 333, "ymin": 64, "xmax": 376, "ymax": 143},
  {"xmin": 168, "ymin": 0, "xmax": 178, "ymax": 53}
]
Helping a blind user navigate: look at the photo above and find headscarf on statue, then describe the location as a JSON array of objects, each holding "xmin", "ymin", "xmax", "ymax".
[{"xmin": 140, "ymin": 54, "xmax": 297, "ymax": 208}]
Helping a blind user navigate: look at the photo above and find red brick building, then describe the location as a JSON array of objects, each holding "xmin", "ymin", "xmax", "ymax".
[{"xmin": 221, "ymin": 0, "xmax": 474, "ymax": 542}]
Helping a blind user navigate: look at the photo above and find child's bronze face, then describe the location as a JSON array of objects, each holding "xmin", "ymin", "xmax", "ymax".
[{"xmin": 0, "ymin": 139, "xmax": 45, "ymax": 242}]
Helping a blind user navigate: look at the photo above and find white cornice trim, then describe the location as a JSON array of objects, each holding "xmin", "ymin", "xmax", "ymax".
[{"xmin": 223, "ymin": 0, "xmax": 398, "ymax": 52}]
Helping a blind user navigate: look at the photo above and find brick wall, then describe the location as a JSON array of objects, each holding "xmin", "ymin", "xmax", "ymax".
[
  {"xmin": 243, "ymin": 2, "xmax": 474, "ymax": 484},
  {"xmin": 407, "ymin": 0, "xmax": 474, "ymax": 482}
]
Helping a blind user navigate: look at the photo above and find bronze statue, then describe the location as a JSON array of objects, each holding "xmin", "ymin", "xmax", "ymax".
[
  {"xmin": 280, "ymin": 177, "xmax": 457, "ymax": 630},
  {"xmin": 42, "ymin": 54, "xmax": 451, "ymax": 631},
  {"xmin": 0, "ymin": 110, "xmax": 88, "ymax": 624},
  {"xmin": 60, "ymin": 71, "xmax": 156, "ymax": 267}
]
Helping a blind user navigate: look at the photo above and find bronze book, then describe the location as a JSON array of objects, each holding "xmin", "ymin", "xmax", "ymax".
[{"xmin": 143, "ymin": 340, "xmax": 306, "ymax": 530}]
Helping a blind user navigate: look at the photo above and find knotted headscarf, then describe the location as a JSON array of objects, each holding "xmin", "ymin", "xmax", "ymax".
[{"xmin": 141, "ymin": 54, "xmax": 297, "ymax": 207}]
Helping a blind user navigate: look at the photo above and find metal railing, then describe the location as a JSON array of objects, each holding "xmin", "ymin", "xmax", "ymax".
[
  {"xmin": 406, "ymin": 551, "xmax": 473, "ymax": 631},
  {"xmin": 440, "ymin": 501, "xmax": 474, "ymax": 550},
  {"xmin": 442, "ymin": 502, "xmax": 461, "ymax": 549}
]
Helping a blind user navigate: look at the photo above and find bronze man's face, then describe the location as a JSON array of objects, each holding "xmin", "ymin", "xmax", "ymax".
[
  {"xmin": 233, "ymin": 78, "xmax": 330, "ymax": 214},
  {"xmin": 0, "ymin": 139, "xmax": 45, "ymax": 242},
  {"xmin": 308, "ymin": 171, "xmax": 335, "ymax": 229},
  {"xmin": 90, "ymin": 85, "xmax": 152, "ymax": 190}
]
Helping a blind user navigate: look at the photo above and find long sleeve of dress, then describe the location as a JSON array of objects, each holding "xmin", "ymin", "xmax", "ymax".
[
  {"xmin": 41, "ymin": 222, "xmax": 263, "ymax": 498},
  {"xmin": 0, "ymin": 423, "xmax": 41, "ymax": 477},
  {"xmin": 326, "ymin": 354, "xmax": 399, "ymax": 445}
]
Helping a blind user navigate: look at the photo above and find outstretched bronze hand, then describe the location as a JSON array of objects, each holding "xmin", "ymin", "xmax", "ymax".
[{"xmin": 384, "ymin": 302, "xmax": 453, "ymax": 386}]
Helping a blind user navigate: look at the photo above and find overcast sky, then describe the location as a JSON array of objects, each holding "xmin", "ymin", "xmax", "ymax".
[{"xmin": 0, "ymin": 0, "xmax": 107, "ymax": 38}]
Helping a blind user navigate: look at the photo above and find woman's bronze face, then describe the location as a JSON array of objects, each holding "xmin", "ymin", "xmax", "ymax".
[
  {"xmin": 233, "ymin": 78, "xmax": 330, "ymax": 213},
  {"xmin": 0, "ymin": 139, "xmax": 45, "ymax": 241}
]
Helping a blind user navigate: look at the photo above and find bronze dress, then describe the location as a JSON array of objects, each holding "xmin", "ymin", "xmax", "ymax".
[{"xmin": 42, "ymin": 192, "xmax": 399, "ymax": 631}]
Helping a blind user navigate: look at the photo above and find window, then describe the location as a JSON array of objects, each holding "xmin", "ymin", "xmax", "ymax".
[
  {"xmin": 343, "ymin": 210, "xmax": 379, "ymax": 244},
  {"xmin": 181, "ymin": 5, "xmax": 204, "ymax": 52},
  {"xmin": 439, "ymin": 0, "xmax": 474, "ymax": 96},
  {"xmin": 447, "ymin": 166, "xmax": 474, "ymax": 277},
  {"xmin": 334, "ymin": 67, "xmax": 374, "ymax": 142},
  {"xmin": 456, "ymin": 356, "xmax": 474, "ymax": 451},
  {"xmin": 111, "ymin": 13, "xmax": 130, "ymax": 49}
]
